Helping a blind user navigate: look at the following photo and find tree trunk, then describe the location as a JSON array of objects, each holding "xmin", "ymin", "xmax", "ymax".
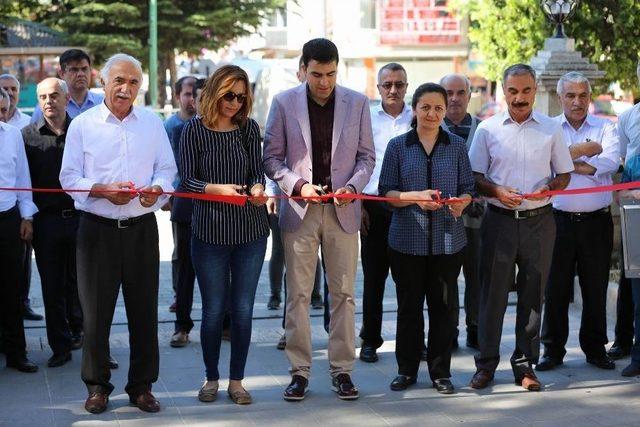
[
  {"xmin": 157, "ymin": 53, "xmax": 167, "ymax": 108},
  {"xmin": 168, "ymin": 50, "xmax": 178, "ymax": 108}
]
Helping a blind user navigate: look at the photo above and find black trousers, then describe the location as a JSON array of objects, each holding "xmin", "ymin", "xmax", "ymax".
[
  {"xmin": 20, "ymin": 242, "xmax": 32, "ymax": 307},
  {"xmin": 390, "ymin": 248, "xmax": 462, "ymax": 380},
  {"xmin": 460, "ymin": 225, "xmax": 481, "ymax": 336},
  {"xmin": 32, "ymin": 212, "xmax": 81, "ymax": 355},
  {"xmin": 77, "ymin": 213, "xmax": 159, "ymax": 397},
  {"xmin": 614, "ymin": 255, "xmax": 634, "ymax": 347},
  {"xmin": 359, "ymin": 200, "xmax": 392, "ymax": 348},
  {"xmin": 475, "ymin": 209, "xmax": 555, "ymax": 379},
  {"xmin": 172, "ymin": 221, "xmax": 196, "ymax": 333},
  {"xmin": 0, "ymin": 206, "xmax": 27, "ymax": 362},
  {"xmin": 541, "ymin": 210, "xmax": 613, "ymax": 360}
]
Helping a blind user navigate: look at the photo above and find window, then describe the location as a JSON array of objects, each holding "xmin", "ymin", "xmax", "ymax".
[
  {"xmin": 269, "ymin": 7, "xmax": 287, "ymax": 28},
  {"xmin": 360, "ymin": 0, "xmax": 376, "ymax": 29}
]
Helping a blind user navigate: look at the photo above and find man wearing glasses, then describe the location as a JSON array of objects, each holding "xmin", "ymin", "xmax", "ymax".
[{"xmin": 359, "ymin": 63, "xmax": 412, "ymax": 364}]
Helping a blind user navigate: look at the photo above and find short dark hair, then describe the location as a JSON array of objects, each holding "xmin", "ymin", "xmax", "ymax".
[
  {"xmin": 377, "ymin": 62, "xmax": 406, "ymax": 81},
  {"xmin": 175, "ymin": 76, "xmax": 196, "ymax": 96},
  {"xmin": 503, "ymin": 63, "xmax": 536, "ymax": 84},
  {"xmin": 301, "ymin": 38, "xmax": 339, "ymax": 67},
  {"xmin": 410, "ymin": 83, "xmax": 448, "ymax": 128},
  {"xmin": 59, "ymin": 49, "xmax": 92, "ymax": 71},
  {"xmin": 194, "ymin": 78, "xmax": 206, "ymax": 92}
]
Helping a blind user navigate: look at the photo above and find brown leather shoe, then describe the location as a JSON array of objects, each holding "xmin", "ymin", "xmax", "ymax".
[
  {"xmin": 129, "ymin": 391, "xmax": 160, "ymax": 412},
  {"xmin": 469, "ymin": 369, "xmax": 494, "ymax": 389},
  {"xmin": 85, "ymin": 392, "xmax": 109, "ymax": 414},
  {"xmin": 517, "ymin": 372, "xmax": 541, "ymax": 391}
]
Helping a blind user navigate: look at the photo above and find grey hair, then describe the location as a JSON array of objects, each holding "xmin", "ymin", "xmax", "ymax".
[
  {"xmin": 36, "ymin": 78, "xmax": 69, "ymax": 96},
  {"xmin": 377, "ymin": 63, "xmax": 407, "ymax": 82},
  {"xmin": 0, "ymin": 73, "xmax": 20, "ymax": 91},
  {"xmin": 439, "ymin": 73, "xmax": 471, "ymax": 92},
  {"xmin": 502, "ymin": 63, "xmax": 536, "ymax": 84},
  {"xmin": 100, "ymin": 53, "xmax": 143, "ymax": 83},
  {"xmin": 556, "ymin": 71, "xmax": 591, "ymax": 95},
  {"xmin": 0, "ymin": 87, "xmax": 9, "ymax": 106}
]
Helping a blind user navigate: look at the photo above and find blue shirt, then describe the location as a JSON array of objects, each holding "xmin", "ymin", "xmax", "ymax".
[
  {"xmin": 164, "ymin": 113, "xmax": 192, "ymax": 223},
  {"xmin": 622, "ymin": 154, "xmax": 640, "ymax": 184},
  {"xmin": 379, "ymin": 127, "xmax": 475, "ymax": 256},
  {"xmin": 30, "ymin": 91, "xmax": 104, "ymax": 124}
]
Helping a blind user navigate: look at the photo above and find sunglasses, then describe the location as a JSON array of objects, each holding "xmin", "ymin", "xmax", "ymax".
[
  {"xmin": 379, "ymin": 81, "xmax": 408, "ymax": 90},
  {"xmin": 222, "ymin": 91, "xmax": 247, "ymax": 104}
]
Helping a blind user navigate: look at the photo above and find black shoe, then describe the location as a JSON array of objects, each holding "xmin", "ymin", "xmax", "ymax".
[
  {"xmin": 331, "ymin": 373, "xmax": 359, "ymax": 400},
  {"xmin": 607, "ymin": 343, "xmax": 631, "ymax": 360},
  {"xmin": 390, "ymin": 375, "xmax": 416, "ymax": 391},
  {"xmin": 48, "ymin": 352, "xmax": 72, "ymax": 368},
  {"xmin": 267, "ymin": 296, "xmax": 281, "ymax": 310},
  {"xmin": 359, "ymin": 345, "xmax": 378, "ymax": 363},
  {"xmin": 311, "ymin": 295, "xmax": 323, "ymax": 310},
  {"xmin": 283, "ymin": 375, "xmax": 308, "ymax": 401},
  {"xmin": 108, "ymin": 355, "xmax": 118, "ymax": 369},
  {"xmin": 420, "ymin": 346, "xmax": 428, "ymax": 362},
  {"xmin": 432, "ymin": 378, "xmax": 455, "ymax": 394},
  {"xmin": 466, "ymin": 331, "xmax": 479, "ymax": 350},
  {"xmin": 587, "ymin": 355, "xmax": 615, "ymax": 370},
  {"xmin": 621, "ymin": 363, "xmax": 640, "ymax": 377},
  {"xmin": 536, "ymin": 355, "xmax": 563, "ymax": 371},
  {"xmin": 71, "ymin": 332, "xmax": 84, "ymax": 350},
  {"xmin": 23, "ymin": 305, "xmax": 43, "ymax": 321},
  {"xmin": 7, "ymin": 356, "xmax": 38, "ymax": 373},
  {"xmin": 276, "ymin": 334, "xmax": 286, "ymax": 350}
]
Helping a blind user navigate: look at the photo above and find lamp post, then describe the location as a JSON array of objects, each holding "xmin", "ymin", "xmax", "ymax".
[
  {"xmin": 149, "ymin": 0, "xmax": 158, "ymax": 107},
  {"xmin": 540, "ymin": 0, "xmax": 580, "ymax": 38}
]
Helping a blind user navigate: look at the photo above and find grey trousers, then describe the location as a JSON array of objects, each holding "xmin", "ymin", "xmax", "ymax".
[
  {"xmin": 475, "ymin": 208, "xmax": 555, "ymax": 379},
  {"xmin": 77, "ymin": 213, "xmax": 159, "ymax": 397}
]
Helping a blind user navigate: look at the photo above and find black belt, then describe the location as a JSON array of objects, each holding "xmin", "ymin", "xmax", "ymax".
[
  {"xmin": 81, "ymin": 212, "xmax": 154, "ymax": 229},
  {"xmin": 40, "ymin": 208, "xmax": 78, "ymax": 219},
  {"xmin": 0, "ymin": 205, "xmax": 18, "ymax": 219},
  {"xmin": 553, "ymin": 207, "xmax": 610, "ymax": 222},
  {"xmin": 488, "ymin": 204, "xmax": 552, "ymax": 219}
]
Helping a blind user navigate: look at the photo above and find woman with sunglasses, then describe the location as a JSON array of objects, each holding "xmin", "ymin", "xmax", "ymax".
[{"xmin": 180, "ymin": 65, "xmax": 269, "ymax": 405}]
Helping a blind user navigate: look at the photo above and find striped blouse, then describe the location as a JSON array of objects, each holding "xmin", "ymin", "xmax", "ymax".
[{"xmin": 179, "ymin": 116, "xmax": 269, "ymax": 245}]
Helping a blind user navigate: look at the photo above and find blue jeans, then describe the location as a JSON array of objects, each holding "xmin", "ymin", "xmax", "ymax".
[
  {"xmin": 631, "ymin": 278, "xmax": 640, "ymax": 366},
  {"xmin": 192, "ymin": 235, "xmax": 267, "ymax": 381}
]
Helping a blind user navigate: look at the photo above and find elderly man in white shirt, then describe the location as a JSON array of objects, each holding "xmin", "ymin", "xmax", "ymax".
[
  {"xmin": 468, "ymin": 64, "xmax": 574, "ymax": 392},
  {"xmin": 0, "ymin": 118, "xmax": 39, "ymax": 373},
  {"xmin": 0, "ymin": 74, "xmax": 31, "ymax": 129},
  {"xmin": 359, "ymin": 62, "xmax": 413, "ymax": 364},
  {"xmin": 60, "ymin": 53, "xmax": 177, "ymax": 415},
  {"xmin": 536, "ymin": 72, "xmax": 620, "ymax": 372}
]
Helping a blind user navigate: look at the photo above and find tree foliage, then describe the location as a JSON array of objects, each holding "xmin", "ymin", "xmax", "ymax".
[{"xmin": 454, "ymin": 0, "xmax": 640, "ymax": 92}]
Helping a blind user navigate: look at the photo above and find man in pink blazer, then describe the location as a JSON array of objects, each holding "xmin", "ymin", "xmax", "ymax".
[{"xmin": 263, "ymin": 38, "xmax": 375, "ymax": 401}]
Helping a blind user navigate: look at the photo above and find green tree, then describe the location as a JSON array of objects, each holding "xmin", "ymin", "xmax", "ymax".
[
  {"xmin": 454, "ymin": 0, "xmax": 640, "ymax": 92},
  {"xmin": 6, "ymin": 0, "xmax": 286, "ymax": 105}
]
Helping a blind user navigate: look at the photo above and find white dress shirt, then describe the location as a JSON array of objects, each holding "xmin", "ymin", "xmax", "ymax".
[
  {"xmin": 363, "ymin": 102, "xmax": 413, "ymax": 195},
  {"xmin": 469, "ymin": 110, "xmax": 574, "ymax": 210},
  {"xmin": 0, "ymin": 121, "xmax": 38, "ymax": 217},
  {"xmin": 7, "ymin": 109, "xmax": 31, "ymax": 129},
  {"xmin": 552, "ymin": 113, "xmax": 620, "ymax": 212},
  {"xmin": 60, "ymin": 103, "xmax": 177, "ymax": 219},
  {"xmin": 619, "ymin": 102, "xmax": 640, "ymax": 166}
]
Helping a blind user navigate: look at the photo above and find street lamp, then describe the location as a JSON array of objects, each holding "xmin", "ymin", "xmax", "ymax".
[{"xmin": 540, "ymin": 0, "xmax": 580, "ymax": 38}]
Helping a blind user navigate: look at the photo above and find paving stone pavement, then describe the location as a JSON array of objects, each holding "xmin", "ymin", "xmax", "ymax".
[{"xmin": 4, "ymin": 212, "xmax": 640, "ymax": 426}]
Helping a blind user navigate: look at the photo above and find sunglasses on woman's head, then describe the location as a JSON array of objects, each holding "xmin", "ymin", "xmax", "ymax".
[{"xmin": 222, "ymin": 91, "xmax": 247, "ymax": 104}]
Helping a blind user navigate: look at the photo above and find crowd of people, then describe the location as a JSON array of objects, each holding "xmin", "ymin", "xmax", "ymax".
[{"xmin": 0, "ymin": 37, "xmax": 639, "ymax": 415}]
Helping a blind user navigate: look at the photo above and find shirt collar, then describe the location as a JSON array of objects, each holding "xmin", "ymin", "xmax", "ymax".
[
  {"xmin": 306, "ymin": 84, "xmax": 335, "ymax": 107},
  {"xmin": 444, "ymin": 113, "xmax": 472, "ymax": 127},
  {"xmin": 501, "ymin": 110, "xmax": 540, "ymax": 125},
  {"xmin": 69, "ymin": 91, "xmax": 98, "ymax": 109},
  {"xmin": 405, "ymin": 126, "xmax": 451, "ymax": 147},
  {"xmin": 98, "ymin": 101, "xmax": 138, "ymax": 122},
  {"xmin": 376, "ymin": 102, "xmax": 412, "ymax": 118},
  {"xmin": 37, "ymin": 113, "xmax": 72, "ymax": 135},
  {"xmin": 559, "ymin": 112, "xmax": 596, "ymax": 130}
]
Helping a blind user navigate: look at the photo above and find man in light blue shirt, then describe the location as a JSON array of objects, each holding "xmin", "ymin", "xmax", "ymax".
[{"xmin": 30, "ymin": 49, "xmax": 104, "ymax": 123}]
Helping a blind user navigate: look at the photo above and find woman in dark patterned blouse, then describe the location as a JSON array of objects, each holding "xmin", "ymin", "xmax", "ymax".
[
  {"xmin": 379, "ymin": 83, "xmax": 474, "ymax": 395},
  {"xmin": 180, "ymin": 65, "xmax": 269, "ymax": 405}
]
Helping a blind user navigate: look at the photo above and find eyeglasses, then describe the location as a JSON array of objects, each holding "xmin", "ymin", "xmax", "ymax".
[
  {"xmin": 222, "ymin": 91, "xmax": 247, "ymax": 104},
  {"xmin": 379, "ymin": 81, "xmax": 408, "ymax": 91}
]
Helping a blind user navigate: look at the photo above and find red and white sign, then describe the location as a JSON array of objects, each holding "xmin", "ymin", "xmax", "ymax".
[{"xmin": 379, "ymin": 0, "xmax": 462, "ymax": 46}]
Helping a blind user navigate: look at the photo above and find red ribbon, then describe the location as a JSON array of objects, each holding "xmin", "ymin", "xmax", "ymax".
[{"xmin": 1, "ymin": 180, "xmax": 639, "ymax": 207}]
